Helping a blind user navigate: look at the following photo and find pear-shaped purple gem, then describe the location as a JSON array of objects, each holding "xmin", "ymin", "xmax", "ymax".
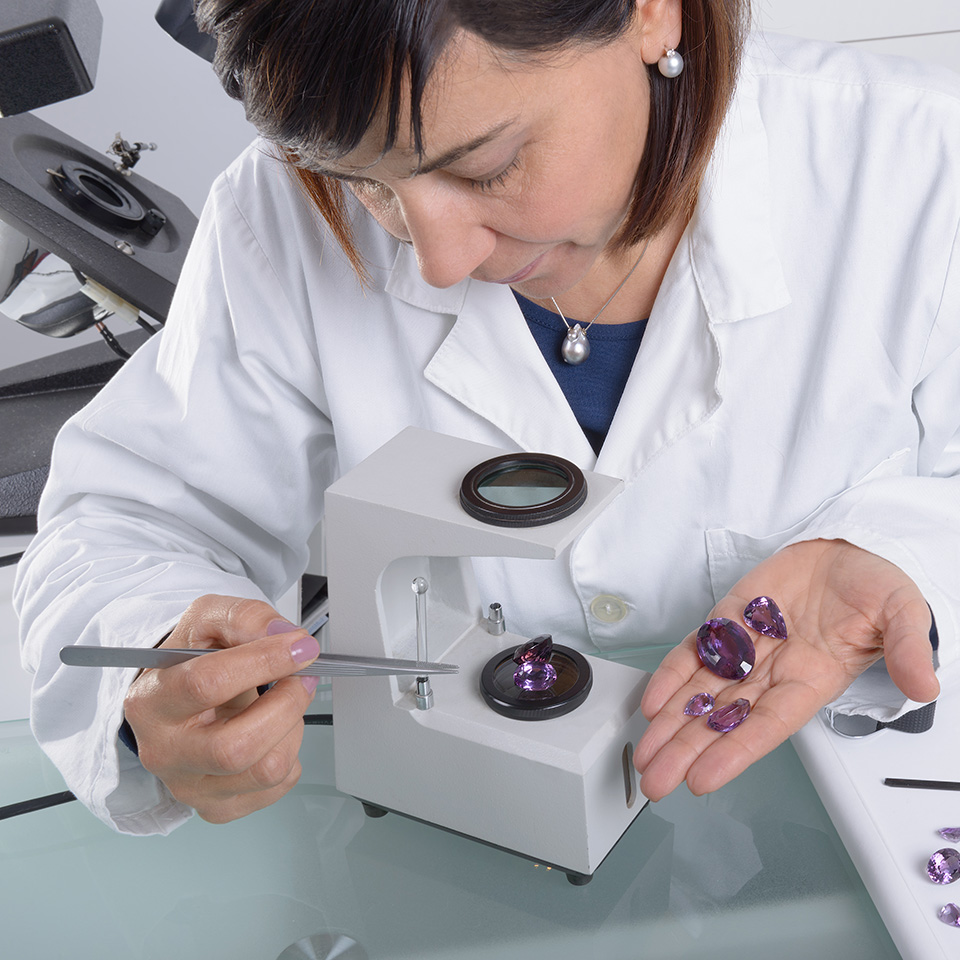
[
  {"xmin": 743, "ymin": 596, "xmax": 788, "ymax": 640},
  {"xmin": 684, "ymin": 692, "xmax": 715, "ymax": 717},
  {"xmin": 707, "ymin": 698, "xmax": 751, "ymax": 732},
  {"xmin": 939, "ymin": 903, "xmax": 960, "ymax": 927},
  {"xmin": 928, "ymin": 849, "xmax": 960, "ymax": 884},
  {"xmin": 939, "ymin": 828, "xmax": 960, "ymax": 844},
  {"xmin": 513, "ymin": 635, "xmax": 553, "ymax": 665},
  {"xmin": 696, "ymin": 618, "xmax": 756, "ymax": 680}
]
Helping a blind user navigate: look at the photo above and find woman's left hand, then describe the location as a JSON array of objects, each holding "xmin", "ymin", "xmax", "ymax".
[{"xmin": 633, "ymin": 538, "xmax": 940, "ymax": 802}]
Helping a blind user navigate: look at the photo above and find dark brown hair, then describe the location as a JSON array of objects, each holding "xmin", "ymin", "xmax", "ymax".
[{"xmin": 196, "ymin": 0, "xmax": 749, "ymax": 278}]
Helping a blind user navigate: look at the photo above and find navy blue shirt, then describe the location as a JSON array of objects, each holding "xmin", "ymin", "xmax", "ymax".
[{"xmin": 513, "ymin": 292, "xmax": 647, "ymax": 454}]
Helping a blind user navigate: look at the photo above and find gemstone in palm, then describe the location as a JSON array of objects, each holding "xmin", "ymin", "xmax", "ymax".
[
  {"xmin": 707, "ymin": 698, "xmax": 751, "ymax": 732},
  {"xmin": 696, "ymin": 618, "xmax": 756, "ymax": 679},
  {"xmin": 684, "ymin": 692, "xmax": 715, "ymax": 717},
  {"xmin": 743, "ymin": 596, "xmax": 788, "ymax": 640}
]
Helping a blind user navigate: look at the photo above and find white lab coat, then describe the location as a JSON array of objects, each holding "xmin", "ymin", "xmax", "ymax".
[{"xmin": 14, "ymin": 33, "xmax": 960, "ymax": 834}]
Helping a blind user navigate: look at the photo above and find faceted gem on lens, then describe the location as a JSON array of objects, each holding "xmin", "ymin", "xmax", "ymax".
[
  {"xmin": 939, "ymin": 828, "xmax": 960, "ymax": 844},
  {"xmin": 684, "ymin": 692, "xmax": 715, "ymax": 717},
  {"xmin": 513, "ymin": 634, "xmax": 557, "ymax": 692},
  {"xmin": 696, "ymin": 618, "xmax": 756, "ymax": 680},
  {"xmin": 939, "ymin": 903, "xmax": 960, "ymax": 927},
  {"xmin": 928, "ymin": 849, "xmax": 960, "ymax": 885},
  {"xmin": 514, "ymin": 660, "xmax": 558, "ymax": 692},
  {"xmin": 513, "ymin": 635, "xmax": 553, "ymax": 665},
  {"xmin": 707, "ymin": 698, "xmax": 751, "ymax": 733},
  {"xmin": 743, "ymin": 596, "xmax": 788, "ymax": 640}
]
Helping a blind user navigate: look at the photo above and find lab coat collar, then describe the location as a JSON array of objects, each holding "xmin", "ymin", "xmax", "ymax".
[{"xmin": 690, "ymin": 59, "xmax": 792, "ymax": 323}]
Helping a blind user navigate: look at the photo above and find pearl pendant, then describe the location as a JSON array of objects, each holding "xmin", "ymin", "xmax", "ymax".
[{"xmin": 561, "ymin": 324, "xmax": 590, "ymax": 365}]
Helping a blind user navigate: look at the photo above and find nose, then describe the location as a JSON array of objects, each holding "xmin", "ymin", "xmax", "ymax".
[{"xmin": 395, "ymin": 184, "xmax": 497, "ymax": 289}]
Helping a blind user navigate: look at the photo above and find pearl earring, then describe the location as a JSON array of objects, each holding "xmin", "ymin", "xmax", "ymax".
[{"xmin": 658, "ymin": 48, "xmax": 684, "ymax": 78}]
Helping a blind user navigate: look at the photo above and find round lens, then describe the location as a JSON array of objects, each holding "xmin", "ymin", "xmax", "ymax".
[{"xmin": 460, "ymin": 454, "xmax": 587, "ymax": 527}]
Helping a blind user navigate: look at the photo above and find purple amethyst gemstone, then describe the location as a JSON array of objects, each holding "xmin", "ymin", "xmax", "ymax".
[
  {"xmin": 707, "ymin": 698, "xmax": 751, "ymax": 733},
  {"xmin": 684, "ymin": 692, "xmax": 715, "ymax": 717},
  {"xmin": 696, "ymin": 619, "xmax": 756, "ymax": 680},
  {"xmin": 743, "ymin": 596, "xmax": 788, "ymax": 640},
  {"xmin": 939, "ymin": 828, "xmax": 960, "ymax": 844},
  {"xmin": 928, "ymin": 849, "xmax": 960, "ymax": 885},
  {"xmin": 514, "ymin": 660, "xmax": 558, "ymax": 692},
  {"xmin": 939, "ymin": 903, "xmax": 960, "ymax": 927},
  {"xmin": 513, "ymin": 635, "xmax": 553, "ymax": 666}
]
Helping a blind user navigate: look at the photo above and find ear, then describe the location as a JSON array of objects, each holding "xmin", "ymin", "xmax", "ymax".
[{"xmin": 634, "ymin": 0, "xmax": 683, "ymax": 65}]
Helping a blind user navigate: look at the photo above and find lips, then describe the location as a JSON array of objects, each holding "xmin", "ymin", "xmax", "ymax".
[{"xmin": 490, "ymin": 251, "xmax": 548, "ymax": 285}]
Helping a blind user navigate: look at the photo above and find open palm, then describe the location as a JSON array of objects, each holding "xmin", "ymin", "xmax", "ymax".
[{"xmin": 633, "ymin": 539, "xmax": 940, "ymax": 801}]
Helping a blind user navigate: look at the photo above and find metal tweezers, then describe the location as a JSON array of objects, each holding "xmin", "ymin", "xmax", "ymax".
[{"xmin": 60, "ymin": 645, "xmax": 458, "ymax": 677}]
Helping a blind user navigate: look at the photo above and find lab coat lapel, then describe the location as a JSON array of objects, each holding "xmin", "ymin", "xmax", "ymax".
[
  {"xmin": 386, "ymin": 247, "xmax": 596, "ymax": 467},
  {"xmin": 599, "ymin": 70, "xmax": 792, "ymax": 482}
]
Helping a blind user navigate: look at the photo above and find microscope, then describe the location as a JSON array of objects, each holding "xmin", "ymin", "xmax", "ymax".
[
  {"xmin": 0, "ymin": 0, "xmax": 198, "ymax": 534},
  {"xmin": 325, "ymin": 427, "xmax": 652, "ymax": 884}
]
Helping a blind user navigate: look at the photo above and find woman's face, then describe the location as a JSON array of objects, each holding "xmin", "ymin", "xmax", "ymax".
[{"xmin": 315, "ymin": 18, "xmax": 663, "ymax": 301}]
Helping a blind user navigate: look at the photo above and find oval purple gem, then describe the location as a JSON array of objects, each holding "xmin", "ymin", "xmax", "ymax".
[
  {"xmin": 696, "ymin": 618, "xmax": 756, "ymax": 680},
  {"xmin": 743, "ymin": 596, "xmax": 788, "ymax": 640},
  {"xmin": 514, "ymin": 660, "xmax": 558, "ymax": 692},
  {"xmin": 928, "ymin": 849, "xmax": 960, "ymax": 885},
  {"xmin": 707, "ymin": 698, "xmax": 751, "ymax": 732},
  {"xmin": 939, "ymin": 903, "xmax": 960, "ymax": 927},
  {"xmin": 684, "ymin": 692, "xmax": 715, "ymax": 717}
]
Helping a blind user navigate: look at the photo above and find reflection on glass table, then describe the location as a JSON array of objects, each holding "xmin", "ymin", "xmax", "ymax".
[{"xmin": 0, "ymin": 663, "xmax": 900, "ymax": 960}]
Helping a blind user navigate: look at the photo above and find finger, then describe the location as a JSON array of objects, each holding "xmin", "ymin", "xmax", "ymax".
[
  {"xmin": 195, "ymin": 756, "xmax": 305, "ymax": 824},
  {"xmin": 640, "ymin": 635, "xmax": 702, "ymax": 719},
  {"xmin": 639, "ymin": 678, "xmax": 825, "ymax": 801},
  {"xmin": 168, "ymin": 595, "xmax": 298, "ymax": 651},
  {"xmin": 180, "ymin": 675, "xmax": 315, "ymax": 776},
  {"xmin": 881, "ymin": 597, "xmax": 940, "ymax": 704},
  {"xmin": 147, "ymin": 632, "xmax": 320, "ymax": 723}
]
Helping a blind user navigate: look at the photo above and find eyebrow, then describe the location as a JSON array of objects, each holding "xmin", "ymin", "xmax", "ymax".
[{"xmin": 316, "ymin": 120, "xmax": 517, "ymax": 182}]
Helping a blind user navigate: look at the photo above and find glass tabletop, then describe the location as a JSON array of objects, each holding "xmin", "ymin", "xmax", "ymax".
[{"xmin": 0, "ymin": 705, "xmax": 900, "ymax": 960}]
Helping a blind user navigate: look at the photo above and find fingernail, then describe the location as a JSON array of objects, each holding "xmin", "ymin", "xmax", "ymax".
[
  {"xmin": 301, "ymin": 676, "xmax": 321, "ymax": 696},
  {"xmin": 267, "ymin": 618, "xmax": 297, "ymax": 635},
  {"xmin": 290, "ymin": 635, "xmax": 320, "ymax": 664}
]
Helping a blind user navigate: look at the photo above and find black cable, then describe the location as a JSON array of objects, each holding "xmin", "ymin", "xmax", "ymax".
[
  {"xmin": 0, "ymin": 552, "xmax": 24, "ymax": 568},
  {"xmin": 0, "ymin": 790, "xmax": 76, "ymax": 821},
  {"xmin": 137, "ymin": 317, "xmax": 160, "ymax": 336},
  {"xmin": 95, "ymin": 321, "xmax": 132, "ymax": 360},
  {"xmin": 304, "ymin": 714, "xmax": 333, "ymax": 725}
]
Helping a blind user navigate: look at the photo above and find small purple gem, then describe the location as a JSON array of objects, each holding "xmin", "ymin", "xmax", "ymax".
[
  {"xmin": 939, "ymin": 903, "xmax": 960, "ymax": 927},
  {"xmin": 696, "ymin": 619, "xmax": 756, "ymax": 680},
  {"xmin": 513, "ymin": 635, "xmax": 553, "ymax": 666},
  {"xmin": 940, "ymin": 828, "xmax": 960, "ymax": 844},
  {"xmin": 743, "ymin": 596, "xmax": 788, "ymax": 640},
  {"xmin": 684, "ymin": 693, "xmax": 715, "ymax": 717},
  {"xmin": 928, "ymin": 849, "xmax": 960, "ymax": 885},
  {"xmin": 514, "ymin": 660, "xmax": 558, "ymax": 692},
  {"xmin": 707, "ymin": 698, "xmax": 751, "ymax": 733}
]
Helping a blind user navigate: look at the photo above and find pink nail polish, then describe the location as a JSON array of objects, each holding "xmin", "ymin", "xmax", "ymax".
[
  {"xmin": 301, "ymin": 676, "xmax": 321, "ymax": 696},
  {"xmin": 267, "ymin": 618, "xmax": 296, "ymax": 635},
  {"xmin": 290, "ymin": 635, "xmax": 320, "ymax": 664}
]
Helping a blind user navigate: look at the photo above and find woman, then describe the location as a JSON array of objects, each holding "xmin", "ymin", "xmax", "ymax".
[{"xmin": 14, "ymin": 0, "xmax": 954, "ymax": 834}]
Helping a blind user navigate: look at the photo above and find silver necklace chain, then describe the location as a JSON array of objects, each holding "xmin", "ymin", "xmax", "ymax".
[{"xmin": 548, "ymin": 239, "xmax": 651, "ymax": 366}]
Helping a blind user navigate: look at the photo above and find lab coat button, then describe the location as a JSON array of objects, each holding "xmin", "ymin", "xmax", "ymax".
[{"xmin": 590, "ymin": 594, "xmax": 629, "ymax": 623}]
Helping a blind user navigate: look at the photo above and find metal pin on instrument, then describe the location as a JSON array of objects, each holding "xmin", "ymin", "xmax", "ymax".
[{"xmin": 413, "ymin": 576, "xmax": 433, "ymax": 710}]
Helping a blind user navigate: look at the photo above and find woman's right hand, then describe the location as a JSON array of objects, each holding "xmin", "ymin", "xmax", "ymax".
[{"xmin": 122, "ymin": 595, "xmax": 321, "ymax": 823}]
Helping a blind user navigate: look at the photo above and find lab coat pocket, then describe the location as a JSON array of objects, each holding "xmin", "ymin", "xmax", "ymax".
[{"xmin": 704, "ymin": 448, "xmax": 912, "ymax": 603}]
